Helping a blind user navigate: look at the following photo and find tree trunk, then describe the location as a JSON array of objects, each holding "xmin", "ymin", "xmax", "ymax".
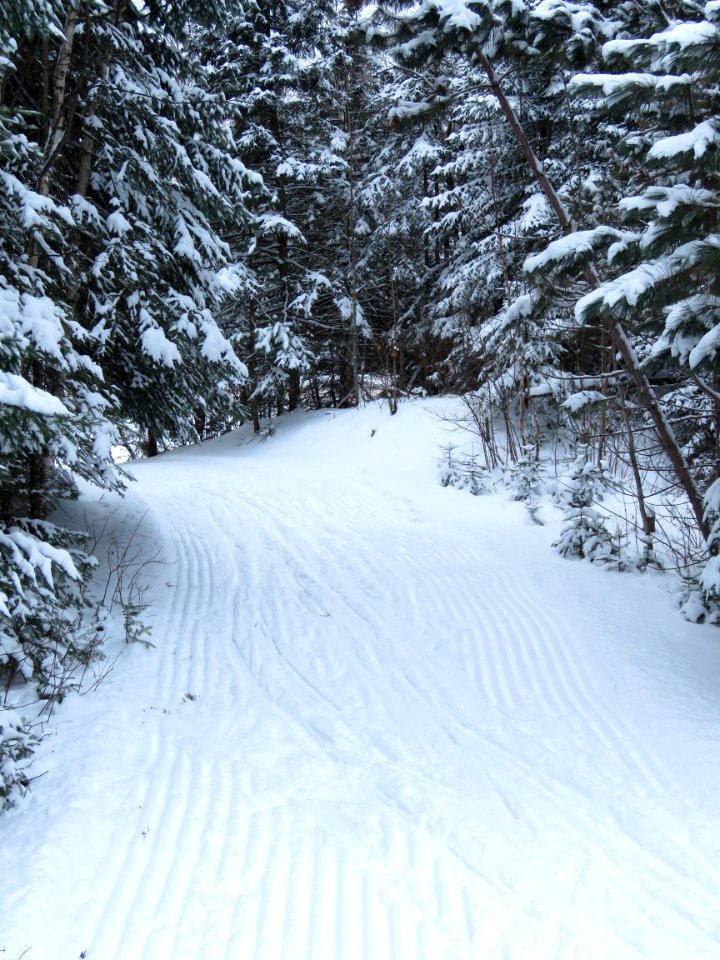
[
  {"xmin": 37, "ymin": 6, "xmax": 80, "ymax": 199},
  {"xmin": 618, "ymin": 387, "xmax": 655, "ymax": 538},
  {"xmin": 288, "ymin": 369, "xmax": 301, "ymax": 412}
]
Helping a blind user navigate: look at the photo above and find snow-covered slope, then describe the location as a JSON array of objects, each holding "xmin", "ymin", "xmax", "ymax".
[{"xmin": 2, "ymin": 400, "xmax": 720, "ymax": 959}]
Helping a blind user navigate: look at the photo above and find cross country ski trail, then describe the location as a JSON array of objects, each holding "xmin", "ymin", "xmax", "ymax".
[{"xmin": 2, "ymin": 401, "xmax": 720, "ymax": 960}]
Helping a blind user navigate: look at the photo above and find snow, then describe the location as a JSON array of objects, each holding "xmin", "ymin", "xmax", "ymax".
[
  {"xmin": 532, "ymin": 0, "xmax": 605, "ymax": 33},
  {"xmin": 2, "ymin": 400, "xmax": 720, "ymax": 960},
  {"xmin": 650, "ymin": 20, "xmax": 718, "ymax": 49},
  {"xmin": 649, "ymin": 120, "xmax": 720, "ymax": 160},
  {"xmin": 621, "ymin": 185, "xmax": 716, "ymax": 219},
  {"xmin": 256, "ymin": 213, "xmax": 305, "ymax": 241},
  {"xmin": 498, "ymin": 292, "xmax": 537, "ymax": 332},
  {"xmin": 562, "ymin": 389, "xmax": 608, "ymax": 412},
  {"xmin": 569, "ymin": 72, "xmax": 692, "ymax": 97},
  {"xmin": 214, "ymin": 264, "xmax": 250, "ymax": 295},
  {"xmin": 173, "ymin": 217, "xmax": 202, "ymax": 264},
  {"xmin": 389, "ymin": 98, "xmax": 434, "ymax": 121},
  {"xmin": 140, "ymin": 321, "xmax": 182, "ymax": 366},
  {"xmin": 577, "ymin": 235, "xmax": 720, "ymax": 322},
  {"xmin": 0, "ymin": 283, "xmax": 68, "ymax": 364},
  {"xmin": 107, "ymin": 210, "xmax": 132, "ymax": 235},
  {"xmin": 689, "ymin": 324, "xmax": 720, "ymax": 368},
  {"xmin": 1, "ymin": 171, "xmax": 74, "ymax": 229},
  {"xmin": 336, "ymin": 296, "xmax": 369, "ymax": 334},
  {"xmin": 392, "ymin": 28, "xmax": 440, "ymax": 60},
  {"xmin": 603, "ymin": 21, "xmax": 717, "ymax": 61},
  {"xmin": 18, "ymin": 292, "xmax": 67, "ymax": 360},
  {"xmin": 577, "ymin": 266, "xmax": 653, "ymax": 321},
  {"xmin": 0, "ymin": 527, "xmax": 79, "ymax": 587},
  {"xmin": 434, "ymin": 0, "xmax": 483, "ymax": 31},
  {"xmin": 524, "ymin": 226, "xmax": 636, "ymax": 275},
  {"xmin": 0, "ymin": 371, "xmax": 70, "ymax": 416},
  {"xmin": 70, "ymin": 193, "xmax": 103, "ymax": 224},
  {"xmin": 519, "ymin": 191, "xmax": 551, "ymax": 230},
  {"xmin": 396, "ymin": 133, "xmax": 441, "ymax": 175},
  {"xmin": 199, "ymin": 317, "xmax": 246, "ymax": 372}
]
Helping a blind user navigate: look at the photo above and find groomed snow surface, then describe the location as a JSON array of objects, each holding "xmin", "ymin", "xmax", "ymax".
[{"xmin": 3, "ymin": 399, "xmax": 720, "ymax": 960}]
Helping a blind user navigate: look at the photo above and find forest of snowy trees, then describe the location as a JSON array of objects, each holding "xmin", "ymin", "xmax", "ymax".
[{"xmin": 2, "ymin": 0, "xmax": 720, "ymax": 802}]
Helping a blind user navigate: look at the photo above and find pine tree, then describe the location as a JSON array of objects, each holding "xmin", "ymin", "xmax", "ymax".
[
  {"xmin": 73, "ymin": 0, "xmax": 256, "ymax": 449},
  {"xmin": 539, "ymin": 4, "xmax": 720, "ymax": 586},
  {"xmin": 553, "ymin": 444, "xmax": 625, "ymax": 567},
  {"xmin": 568, "ymin": 6, "xmax": 720, "ymax": 465},
  {"xmin": 1, "ymin": 0, "xmax": 123, "ymax": 803},
  {"xmin": 358, "ymin": 72, "xmax": 439, "ymax": 403},
  {"xmin": 1, "ymin": 0, "xmax": 261, "ymax": 803},
  {"xmin": 373, "ymin": 0, "xmax": 617, "ymax": 418},
  {"xmin": 200, "ymin": 0, "xmax": 315, "ymax": 425},
  {"xmin": 204, "ymin": 0, "xmax": 396, "ymax": 417}
]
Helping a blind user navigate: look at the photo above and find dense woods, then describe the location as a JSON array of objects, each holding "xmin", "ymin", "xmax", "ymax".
[{"xmin": 2, "ymin": 0, "xmax": 720, "ymax": 803}]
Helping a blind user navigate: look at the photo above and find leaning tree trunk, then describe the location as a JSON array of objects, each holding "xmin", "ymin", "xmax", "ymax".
[{"xmin": 476, "ymin": 50, "xmax": 707, "ymax": 538}]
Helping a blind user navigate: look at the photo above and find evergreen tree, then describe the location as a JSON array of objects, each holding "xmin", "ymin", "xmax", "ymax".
[
  {"xmin": 1, "ymin": 0, "xmax": 120, "ymax": 803},
  {"xmin": 204, "ymin": 0, "xmax": 395, "ymax": 416},
  {"xmin": 1, "ymin": 0, "xmax": 259, "ymax": 802},
  {"xmin": 358, "ymin": 73, "xmax": 439, "ymax": 402},
  {"xmin": 372, "ymin": 0, "xmax": 618, "ymax": 421},
  {"xmin": 200, "ymin": 0, "xmax": 315, "ymax": 425},
  {"xmin": 532, "ymin": 3, "xmax": 720, "ymax": 585},
  {"xmin": 553, "ymin": 444, "xmax": 625, "ymax": 567},
  {"xmin": 568, "ymin": 6, "xmax": 720, "ymax": 464}
]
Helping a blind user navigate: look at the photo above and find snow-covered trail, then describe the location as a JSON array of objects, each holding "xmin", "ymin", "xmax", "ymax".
[{"xmin": 3, "ymin": 402, "xmax": 720, "ymax": 960}]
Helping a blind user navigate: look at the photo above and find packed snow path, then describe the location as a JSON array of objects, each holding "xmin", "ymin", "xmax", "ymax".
[{"xmin": 3, "ymin": 403, "xmax": 720, "ymax": 960}]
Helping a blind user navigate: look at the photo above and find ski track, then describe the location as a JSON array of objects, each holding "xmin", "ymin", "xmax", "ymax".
[
  {"xmin": 220, "ymin": 475, "xmax": 720, "ymax": 953},
  {"xmin": 4, "ymin": 425, "xmax": 720, "ymax": 960}
]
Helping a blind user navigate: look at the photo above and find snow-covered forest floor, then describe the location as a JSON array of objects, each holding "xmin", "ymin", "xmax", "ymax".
[{"xmin": 2, "ymin": 399, "xmax": 720, "ymax": 960}]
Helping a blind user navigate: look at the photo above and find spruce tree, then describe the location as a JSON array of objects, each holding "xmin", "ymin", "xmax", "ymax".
[
  {"xmin": 553, "ymin": 444, "xmax": 625, "ymax": 567},
  {"xmin": 1, "ymin": 0, "xmax": 259, "ymax": 803},
  {"xmin": 569, "ymin": 7, "xmax": 720, "ymax": 468},
  {"xmin": 1, "ymin": 0, "xmax": 121, "ymax": 804}
]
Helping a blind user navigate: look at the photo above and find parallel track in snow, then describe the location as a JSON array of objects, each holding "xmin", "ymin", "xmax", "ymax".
[
  {"xmin": 3, "ymin": 412, "xmax": 720, "ymax": 960},
  {"xmin": 74, "ymin": 463, "xmax": 719, "ymax": 959}
]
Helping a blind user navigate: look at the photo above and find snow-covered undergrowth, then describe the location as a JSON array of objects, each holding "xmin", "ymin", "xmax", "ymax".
[
  {"xmin": 442, "ymin": 394, "xmax": 708, "ymax": 584},
  {"xmin": 0, "ymin": 492, "xmax": 159, "ymax": 809},
  {"xmin": 2, "ymin": 399, "xmax": 720, "ymax": 959}
]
